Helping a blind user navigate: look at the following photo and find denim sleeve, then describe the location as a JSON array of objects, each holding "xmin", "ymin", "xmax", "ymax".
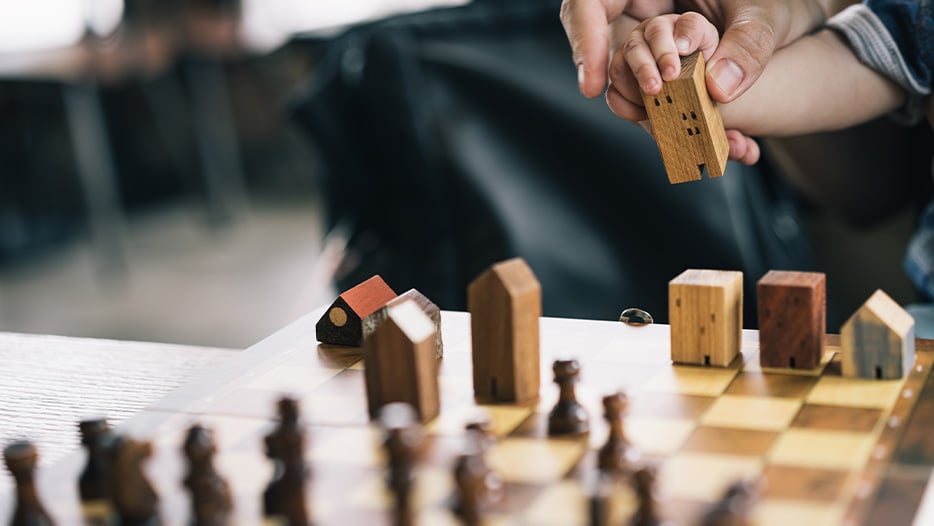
[{"xmin": 828, "ymin": 1, "xmax": 933, "ymax": 124}]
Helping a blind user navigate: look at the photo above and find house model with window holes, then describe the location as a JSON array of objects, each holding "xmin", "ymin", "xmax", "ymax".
[{"xmin": 641, "ymin": 51, "xmax": 730, "ymax": 184}]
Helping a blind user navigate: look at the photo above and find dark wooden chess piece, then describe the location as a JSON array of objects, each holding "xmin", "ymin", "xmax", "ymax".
[
  {"xmin": 464, "ymin": 419, "xmax": 503, "ymax": 507},
  {"xmin": 597, "ymin": 392, "xmax": 639, "ymax": 475},
  {"xmin": 379, "ymin": 403, "xmax": 423, "ymax": 526},
  {"xmin": 589, "ymin": 472, "xmax": 613, "ymax": 526},
  {"xmin": 451, "ymin": 452, "xmax": 485, "ymax": 526},
  {"xmin": 4, "ymin": 441, "xmax": 54, "ymax": 526},
  {"xmin": 263, "ymin": 397, "xmax": 309, "ymax": 526},
  {"xmin": 79, "ymin": 418, "xmax": 113, "ymax": 503},
  {"xmin": 630, "ymin": 465, "xmax": 662, "ymax": 526},
  {"xmin": 700, "ymin": 479, "xmax": 759, "ymax": 526},
  {"xmin": 183, "ymin": 424, "xmax": 233, "ymax": 526},
  {"xmin": 110, "ymin": 436, "xmax": 159, "ymax": 526},
  {"xmin": 548, "ymin": 359, "xmax": 589, "ymax": 435}
]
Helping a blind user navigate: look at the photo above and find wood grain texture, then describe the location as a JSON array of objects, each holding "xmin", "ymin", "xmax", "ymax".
[
  {"xmin": 841, "ymin": 289, "xmax": 915, "ymax": 379},
  {"xmin": 642, "ymin": 51, "xmax": 729, "ymax": 184},
  {"xmin": 316, "ymin": 275, "xmax": 397, "ymax": 347},
  {"xmin": 757, "ymin": 271, "xmax": 826, "ymax": 371},
  {"xmin": 468, "ymin": 258, "xmax": 541, "ymax": 404},
  {"xmin": 669, "ymin": 269, "xmax": 743, "ymax": 367},
  {"xmin": 363, "ymin": 300, "xmax": 440, "ymax": 422}
]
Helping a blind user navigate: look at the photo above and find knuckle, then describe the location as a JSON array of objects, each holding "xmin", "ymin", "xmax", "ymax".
[{"xmin": 729, "ymin": 20, "xmax": 776, "ymax": 69}]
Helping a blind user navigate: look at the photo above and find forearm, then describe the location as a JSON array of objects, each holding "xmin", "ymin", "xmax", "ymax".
[{"xmin": 719, "ymin": 29, "xmax": 906, "ymax": 136}]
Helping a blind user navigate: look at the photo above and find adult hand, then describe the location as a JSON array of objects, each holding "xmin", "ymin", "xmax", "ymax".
[{"xmin": 559, "ymin": 0, "xmax": 674, "ymax": 98}]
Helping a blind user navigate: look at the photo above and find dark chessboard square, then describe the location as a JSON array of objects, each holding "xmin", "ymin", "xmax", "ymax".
[
  {"xmin": 761, "ymin": 465, "xmax": 848, "ymax": 502},
  {"xmin": 681, "ymin": 426, "xmax": 778, "ymax": 457},
  {"xmin": 724, "ymin": 371, "xmax": 817, "ymax": 398},
  {"xmin": 862, "ymin": 472, "xmax": 931, "ymax": 525},
  {"xmin": 627, "ymin": 392, "xmax": 716, "ymax": 420},
  {"xmin": 792, "ymin": 405, "xmax": 883, "ymax": 433}
]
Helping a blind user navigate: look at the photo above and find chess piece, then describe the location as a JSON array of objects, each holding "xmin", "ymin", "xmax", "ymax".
[
  {"xmin": 548, "ymin": 359, "xmax": 589, "ymax": 435},
  {"xmin": 263, "ymin": 397, "xmax": 309, "ymax": 525},
  {"xmin": 700, "ymin": 479, "xmax": 759, "ymax": 526},
  {"xmin": 380, "ymin": 403, "xmax": 423, "ymax": 526},
  {"xmin": 589, "ymin": 472, "xmax": 613, "ymax": 526},
  {"xmin": 464, "ymin": 418, "xmax": 503, "ymax": 507},
  {"xmin": 79, "ymin": 418, "xmax": 113, "ymax": 502},
  {"xmin": 110, "ymin": 436, "xmax": 159, "ymax": 526},
  {"xmin": 4, "ymin": 441, "xmax": 54, "ymax": 526},
  {"xmin": 451, "ymin": 453, "xmax": 485, "ymax": 526},
  {"xmin": 598, "ymin": 392, "xmax": 638, "ymax": 474},
  {"xmin": 183, "ymin": 424, "xmax": 233, "ymax": 526},
  {"xmin": 630, "ymin": 465, "xmax": 662, "ymax": 526}
]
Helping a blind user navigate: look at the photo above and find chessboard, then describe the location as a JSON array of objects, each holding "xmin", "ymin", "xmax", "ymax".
[{"xmin": 4, "ymin": 307, "xmax": 934, "ymax": 525}]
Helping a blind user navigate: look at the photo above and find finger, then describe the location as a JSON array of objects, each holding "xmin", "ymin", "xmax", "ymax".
[
  {"xmin": 672, "ymin": 11, "xmax": 720, "ymax": 62},
  {"xmin": 725, "ymin": 129, "xmax": 761, "ymax": 165},
  {"xmin": 606, "ymin": 83, "xmax": 649, "ymax": 122},
  {"xmin": 706, "ymin": 15, "xmax": 777, "ymax": 102},
  {"xmin": 622, "ymin": 27, "xmax": 664, "ymax": 95},
  {"xmin": 641, "ymin": 15, "xmax": 681, "ymax": 81},
  {"xmin": 610, "ymin": 49, "xmax": 648, "ymax": 107},
  {"xmin": 560, "ymin": 0, "xmax": 626, "ymax": 98}
]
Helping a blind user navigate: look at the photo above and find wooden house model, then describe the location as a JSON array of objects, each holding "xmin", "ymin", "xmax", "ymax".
[
  {"xmin": 316, "ymin": 275, "xmax": 397, "ymax": 346},
  {"xmin": 841, "ymin": 289, "xmax": 915, "ymax": 380}
]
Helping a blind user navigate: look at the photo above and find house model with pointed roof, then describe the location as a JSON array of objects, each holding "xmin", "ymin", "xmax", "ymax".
[
  {"xmin": 316, "ymin": 275, "xmax": 397, "ymax": 346},
  {"xmin": 841, "ymin": 289, "xmax": 915, "ymax": 380}
]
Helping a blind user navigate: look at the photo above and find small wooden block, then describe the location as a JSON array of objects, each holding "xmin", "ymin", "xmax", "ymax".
[
  {"xmin": 669, "ymin": 269, "xmax": 743, "ymax": 367},
  {"xmin": 363, "ymin": 288, "xmax": 443, "ymax": 359},
  {"xmin": 642, "ymin": 51, "xmax": 729, "ymax": 184},
  {"xmin": 316, "ymin": 275, "xmax": 397, "ymax": 346},
  {"xmin": 757, "ymin": 271, "xmax": 826, "ymax": 371},
  {"xmin": 468, "ymin": 257, "xmax": 542, "ymax": 404},
  {"xmin": 841, "ymin": 289, "xmax": 915, "ymax": 380},
  {"xmin": 363, "ymin": 299, "xmax": 440, "ymax": 422}
]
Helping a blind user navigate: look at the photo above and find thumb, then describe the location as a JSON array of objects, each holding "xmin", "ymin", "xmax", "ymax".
[{"xmin": 705, "ymin": 18, "xmax": 776, "ymax": 103}]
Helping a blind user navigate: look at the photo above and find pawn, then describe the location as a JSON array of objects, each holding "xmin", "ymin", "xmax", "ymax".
[
  {"xmin": 451, "ymin": 452, "xmax": 485, "ymax": 526},
  {"xmin": 588, "ymin": 472, "xmax": 613, "ymax": 526},
  {"xmin": 183, "ymin": 424, "xmax": 233, "ymax": 526},
  {"xmin": 700, "ymin": 479, "xmax": 759, "ymax": 526},
  {"xmin": 630, "ymin": 465, "xmax": 662, "ymax": 526},
  {"xmin": 597, "ymin": 392, "xmax": 639, "ymax": 475},
  {"xmin": 380, "ymin": 403, "xmax": 423, "ymax": 526},
  {"xmin": 548, "ymin": 359, "xmax": 589, "ymax": 435},
  {"xmin": 263, "ymin": 397, "xmax": 309, "ymax": 526},
  {"xmin": 110, "ymin": 436, "xmax": 159, "ymax": 526},
  {"xmin": 464, "ymin": 419, "xmax": 503, "ymax": 507},
  {"xmin": 79, "ymin": 418, "xmax": 113, "ymax": 503},
  {"xmin": 4, "ymin": 441, "xmax": 53, "ymax": 526}
]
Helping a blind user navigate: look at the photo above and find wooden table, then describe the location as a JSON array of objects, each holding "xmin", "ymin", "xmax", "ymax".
[
  {"xmin": 0, "ymin": 332, "xmax": 235, "ymax": 494},
  {"xmin": 3, "ymin": 312, "xmax": 934, "ymax": 525}
]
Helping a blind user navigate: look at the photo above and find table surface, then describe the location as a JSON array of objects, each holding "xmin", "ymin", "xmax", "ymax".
[{"xmin": 0, "ymin": 332, "xmax": 235, "ymax": 489}]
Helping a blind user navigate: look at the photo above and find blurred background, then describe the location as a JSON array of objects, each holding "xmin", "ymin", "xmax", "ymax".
[{"xmin": 0, "ymin": 0, "xmax": 930, "ymax": 349}]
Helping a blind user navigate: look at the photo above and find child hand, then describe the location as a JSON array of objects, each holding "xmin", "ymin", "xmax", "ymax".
[{"xmin": 606, "ymin": 12, "xmax": 761, "ymax": 164}]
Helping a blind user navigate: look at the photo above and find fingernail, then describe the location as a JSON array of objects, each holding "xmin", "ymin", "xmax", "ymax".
[
  {"xmin": 577, "ymin": 64, "xmax": 585, "ymax": 91},
  {"xmin": 710, "ymin": 59, "xmax": 744, "ymax": 97},
  {"xmin": 675, "ymin": 37, "xmax": 690, "ymax": 53}
]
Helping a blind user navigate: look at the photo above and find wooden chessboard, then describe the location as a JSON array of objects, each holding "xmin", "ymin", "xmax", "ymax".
[{"xmin": 5, "ymin": 308, "xmax": 934, "ymax": 525}]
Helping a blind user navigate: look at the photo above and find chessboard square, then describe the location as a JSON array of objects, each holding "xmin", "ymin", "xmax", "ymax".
[
  {"xmin": 761, "ymin": 465, "xmax": 849, "ymax": 502},
  {"xmin": 768, "ymin": 429, "xmax": 876, "ymax": 471},
  {"xmin": 628, "ymin": 392, "xmax": 715, "ymax": 420},
  {"xmin": 681, "ymin": 426, "xmax": 778, "ymax": 457},
  {"xmin": 488, "ymin": 438, "xmax": 587, "ymax": 484},
  {"xmin": 644, "ymin": 366, "xmax": 740, "ymax": 396},
  {"xmin": 753, "ymin": 499, "xmax": 844, "ymax": 526},
  {"xmin": 806, "ymin": 376, "xmax": 904, "ymax": 409},
  {"xmin": 519, "ymin": 480, "xmax": 587, "ymax": 526},
  {"xmin": 792, "ymin": 404, "xmax": 883, "ymax": 433},
  {"xmin": 300, "ymin": 393, "xmax": 369, "ymax": 425},
  {"xmin": 426, "ymin": 404, "xmax": 533, "ymax": 438},
  {"xmin": 724, "ymin": 371, "xmax": 817, "ymax": 398},
  {"xmin": 660, "ymin": 452, "xmax": 762, "ymax": 501},
  {"xmin": 249, "ymin": 364, "xmax": 342, "ymax": 392},
  {"xmin": 311, "ymin": 426, "xmax": 384, "ymax": 466},
  {"xmin": 621, "ymin": 417, "xmax": 695, "ymax": 455},
  {"xmin": 699, "ymin": 395, "xmax": 802, "ymax": 431}
]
